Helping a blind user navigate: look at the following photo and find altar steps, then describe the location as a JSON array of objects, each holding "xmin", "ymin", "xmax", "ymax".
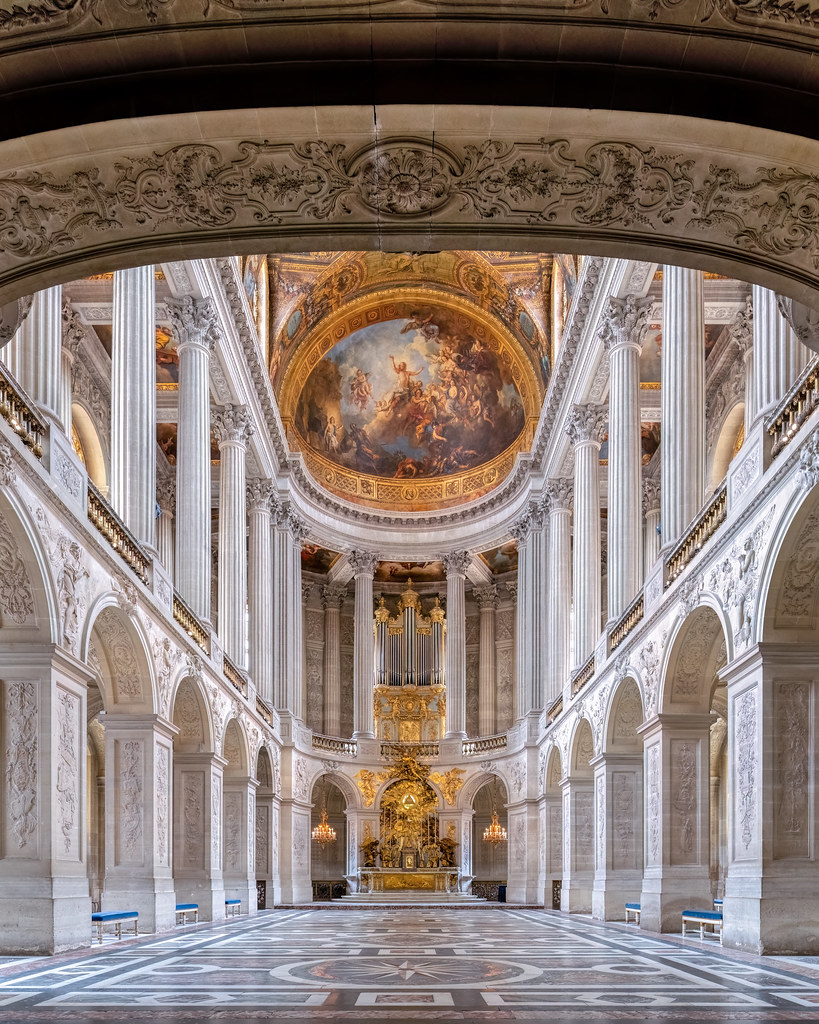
[{"xmin": 337, "ymin": 891, "xmax": 486, "ymax": 906}]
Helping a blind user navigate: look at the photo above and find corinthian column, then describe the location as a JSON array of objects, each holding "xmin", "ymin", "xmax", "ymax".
[
  {"xmin": 322, "ymin": 583, "xmax": 346, "ymax": 736},
  {"xmin": 545, "ymin": 479, "xmax": 573, "ymax": 704},
  {"xmin": 474, "ymin": 585, "xmax": 497, "ymax": 736},
  {"xmin": 510, "ymin": 509, "xmax": 535, "ymax": 720},
  {"xmin": 5, "ymin": 286, "xmax": 62, "ymax": 423},
  {"xmin": 442, "ymin": 551, "xmax": 471, "ymax": 739},
  {"xmin": 167, "ymin": 296, "xmax": 219, "ymax": 621},
  {"xmin": 728, "ymin": 296, "xmax": 754, "ymax": 434},
  {"xmin": 755, "ymin": 287, "xmax": 810, "ymax": 420},
  {"xmin": 213, "ymin": 405, "xmax": 254, "ymax": 667},
  {"xmin": 247, "ymin": 480, "xmax": 273, "ymax": 700},
  {"xmin": 604, "ymin": 295, "xmax": 650, "ymax": 617},
  {"xmin": 156, "ymin": 477, "xmax": 176, "ymax": 579},
  {"xmin": 662, "ymin": 266, "xmax": 705, "ymax": 547},
  {"xmin": 111, "ymin": 266, "xmax": 157, "ymax": 551},
  {"xmin": 566, "ymin": 403, "xmax": 607, "ymax": 664},
  {"xmin": 642, "ymin": 479, "xmax": 661, "ymax": 576},
  {"xmin": 349, "ymin": 550, "xmax": 378, "ymax": 739},
  {"xmin": 273, "ymin": 505, "xmax": 307, "ymax": 719}
]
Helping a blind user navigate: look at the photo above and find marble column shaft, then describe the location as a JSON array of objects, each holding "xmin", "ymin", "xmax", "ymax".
[
  {"xmin": 604, "ymin": 296, "xmax": 649, "ymax": 618},
  {"xmin": 511, "ymin": 515, "xmax": 534, "ymax": 721},
  {"xmin": 322, "ymin": 584, "xmax": 346, "ymax": 737},
  {"xmin": 566, "ymin": 404, "xmax": 606, "ymax": 663},
  {"xmin": 168, "ymin": 296, "xmax": 219, "ymax": 622},
  {"xmin": 273, "ymin": 505, "xmax": 306, "ymax": 717},
  {"xmin": 642, "ymin": 479, "xmax": 661, "ymax": 577},
  {"xmin": 546, "ymin": 479, "xmax": 573, "ymax": 704},
  {"xmin": 213, "ymin": 405, "xmax": 253, "ymax": 667},
  {"xmin": 60, "ymin": 301, "xmax": 85, "ymax": 440},
  {"xmin": 475, "ymin": 585, "xmax": 497, "ymax": 736},
  {"xmin": 753, "ymin": 285, "xmax": 809, "ymax": 420},
  {"xmin": 5, "ymin": 286, "xmax": 62, "ymax": 422},
  {"xmin": 443, "ymin": 551, "xmax": 471, "ymax": 739},
  {"xmin": 111, "ymin": 266, "xmax": 156, "ymax": 551},
  {"xmin": 247, "ymin": 480, "xmax": 274, "ymax": 702},
  {"xmin": 349, "ymin": 550, "xmax": 378, "ymax": 738},
  {"xmin": 661, "ymin": 266, "xmax": 705, "ymax": 546}
]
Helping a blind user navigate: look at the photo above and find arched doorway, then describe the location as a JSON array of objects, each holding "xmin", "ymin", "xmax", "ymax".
[
  {"xmin": 310, "ymin": 776, "xmax": 347, "ymax": 901},
  {"xmin": 471, "ymin": 776, "xmax": 509, "ymax": 903}
]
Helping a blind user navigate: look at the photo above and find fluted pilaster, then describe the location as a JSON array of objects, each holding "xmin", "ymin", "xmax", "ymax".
[
  {"xmin": 728, "ymin": 295, "xmax": 754, "ymax": 434},
  {"xmin": 642, "ymin": 478, "xmax": 661, "ymax": 576},
  {"xmin": 156, "ymin": 477, "xmax": 176, "ymax": 579},
  {"xmin": 442, "ymin": 550, "xmax": 471, "ymax": 739},
  {"xmin": 545, "ymin": 478, "xmax": 573, "ymax": 704},
  {"xmin": 213, "ymin": 404, "xmax": 253, "ymax": 666},
  {"xmin": 510, "ymin": 511, "xmax": 534, "ymax": 721},
  {"xmin": 604, "ymin": 295, "xmax": 650, "ymax": 617},
  {"xmin": 474, "ymin": 584, "xmax": 497, "ymax": 736},
  {"xmin": 349, "ymin": 550, "xmax": 378, "ymax": 738},
  {"xmin": 662, "ymin": 266, "xmax": 705, "ymax": 547},
  {"xmin": 247, "ymin": 479, "xmax": 273, "ymax": 700},
  {"xmin": 566, "ymin": 403, "xmax": 607, "ymax": 663},
  {"xmin": 322, "ymin": 583, "xmax": 347, "ymax": 737},
  {"xmin": 5, "ymin": 286, "xmax": 62, "ymax": 423},
  {"xmin": 755, "ymin": 287, "xmax": 810, "ymax": 421},
  {"xmin": 168, "ymin": 295, "xmax": 219, "ymax": 621}
]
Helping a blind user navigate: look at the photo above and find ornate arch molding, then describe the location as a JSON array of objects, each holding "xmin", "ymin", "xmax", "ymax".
[
  {"xmin": 82, "ymin": 594, "xmax": 156, "ymax": 714},
  {"xmin": 0, "ymin": 486, "xmax": 58, "ymax": 643},
  {"xmin": 168, "ymin": 668, "xmax": 216, "ymax": 752},
  {"xmin": 659, "ymin": 603, "xmax": 731, "ymax": 714},
  {"xmin": 311, "ymin": 769, "xmax": 359, "ymax": 810},
  {"xmin": 3, "ymin": 109, "xmax": 819, "ymax": 307}
]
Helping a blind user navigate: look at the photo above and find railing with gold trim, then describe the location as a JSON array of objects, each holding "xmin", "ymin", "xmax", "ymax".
[
  {"xmin": 546, "ymin": 693, "xmax": 563, "ymax": 721},
  {"xmin": 571, "ymin": 652, "xmax": 595, "ymax": 695},
  {"xmin": 0, "ymin": 364, "xmax": 46, "ymax": 459},
  {"xmin": 462, "ymin": 734, "xmax": 507, "ymax": 756},
  {"xmin": 312, "ymin": 734, "xmax": 358, "ymax": 757},
  {"xmin": 256, "ymin": 695, "xmax": 274, "ymax": 726},
  {"xmin": 87, "ymin": 482, "xmax": 150, "ymax": 584},
  {"xmin": 768, "ymin": 355, "xmax": 819, "ymax": 458},
  {"xmin": 172, "ymin": 590, "xmax": 211, "ymax": 655},
  {"xmin": 665, "ymin": 484, "xmax": 728, "ymax": 586},
  {"xmin": 610, "ymin": 590, "xmax": 644, "ymax": 651},
  {"xmin": 223, "ymin": 653, "xmax": 247, "ymax": 697},
  {"xmin": 380, "ymin": 741, "xmax": 439, "ymax": 759}
]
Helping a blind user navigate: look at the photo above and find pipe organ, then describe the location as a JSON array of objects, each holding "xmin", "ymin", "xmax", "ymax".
[{"xmin": 373, "ymin": 580, "xmax": 446, "ymax": 743}]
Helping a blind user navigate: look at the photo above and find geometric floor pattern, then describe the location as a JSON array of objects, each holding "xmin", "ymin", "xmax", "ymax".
[{"xmin": 2, "ymin": 908, "xmax": 819, "ymax": 1022}]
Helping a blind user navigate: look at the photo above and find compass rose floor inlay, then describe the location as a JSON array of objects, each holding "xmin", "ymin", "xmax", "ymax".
[{"xmin": 2, "ymin": 908, "xmax": 819, "ymax": 1022}]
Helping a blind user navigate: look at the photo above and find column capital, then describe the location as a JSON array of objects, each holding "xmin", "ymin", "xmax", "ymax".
[
  {"xmin": 61, "ymin": 299, "xmax": 84, "ymax": 359},
  {"xmin": 301, "ymin": 580, "xmax": 314, "ymax": 605},
  {"xmin": 166, "ymin": 295, "xmax": 220, "ymax": 352},
  {"xmin": 321, "ymin": 582, "xmax": 347, "ymax": 609},
  {"xmin": 566, "ymin": 403, "xmax": 608, "ymax": 447},
  {"xmin": 246, "ymin": 477, "xmax": 274, "ymax": 513},
  {"xmin": 642, "ymin": 477, "xmax": 661, "ymax": 515},
  {"xmin": 545, "ymin": 477, "xmax": 573, "ymax": 513},
  {"xmin": 601, "ymin": 294, "xmax": 651, "ymax": 353},
  {"xmin": 729, "ymin": 293, "xmax": 754, "ymax": 356},
  {"xmin": 505, "ymin": 580, "xmax": 518, "ymax": 606},
  {"xmin": 156, "ymin": 476, "xmax": 176, "ymax": 513},
  {"xmin": 442, "ymin": 550, "xmax": 472, "ymax": 577},
  {"xmin": 274, "ymin": 501, "xmax": 307, "ymax": 542},
  {"xmin": 474, "ymin": 584, "xmax": 498, "ymax": 610},
  {"xmin": 510, "ymin": 501, "xmax": 543, "ymax": 544},
  {"xmin": 348, "ymin": 549, "xmax": 378, "ymax": 577},
  {"xmin": 212, "ymin": 403, "xmax": 254, "ymax": 448}
]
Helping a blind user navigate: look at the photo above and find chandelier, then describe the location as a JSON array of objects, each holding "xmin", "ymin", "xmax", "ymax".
[
  {"xmin": 311, "ymin": 806, "xmax": 337, "ymax": 846},
  {"xmin": 482, "ymin": 808, "xmax": 507, "ymax": 845}
]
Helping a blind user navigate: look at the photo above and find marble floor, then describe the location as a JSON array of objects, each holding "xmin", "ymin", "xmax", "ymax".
[{"xmin": 2, "ymin": 907, "xmax": 819, "ymax": 1023}]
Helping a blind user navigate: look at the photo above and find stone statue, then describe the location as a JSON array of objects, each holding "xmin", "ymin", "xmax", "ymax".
[
  {"xmin": 360, "ymin": 837, "xmax": 380, "ymax": 868},
  {"xmin": 438, "ymin": 837, "xmax": 458, "ymax": 867}
]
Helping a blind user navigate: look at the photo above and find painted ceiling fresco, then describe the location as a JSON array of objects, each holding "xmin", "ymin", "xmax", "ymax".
[
  {"xmin": 478, "ymin": 543, "xmax": 518, "ymax": 575},
  {"xmin": 293, "ymin": 302, "xmax": 525, "ymax": 481},
  {"xmin": 301, "ymin": 543, "xmax": 341, "ymax": 575},
  {"xmin": 374, "ymin": 560, "xmax": 446, "ymax": 584}
]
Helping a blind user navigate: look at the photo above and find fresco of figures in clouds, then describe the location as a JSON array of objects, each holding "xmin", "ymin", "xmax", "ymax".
[{"xmin": 295, "ymin": 304, "xmax": 525, "ymax": 481}]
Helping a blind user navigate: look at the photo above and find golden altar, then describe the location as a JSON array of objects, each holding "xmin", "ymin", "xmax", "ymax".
[{"xmin": 359, "ymin": 869, "xmax": 460, "ymax": 893}]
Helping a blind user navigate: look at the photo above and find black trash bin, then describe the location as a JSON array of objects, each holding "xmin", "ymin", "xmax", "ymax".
[{"xmin": 497, "ymin": 884, "xmax": 507, "ymax": 903}]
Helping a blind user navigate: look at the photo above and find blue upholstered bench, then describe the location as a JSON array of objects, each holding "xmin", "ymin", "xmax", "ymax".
[
  {"xmin": 225, "ymin": 899, "xmax": 241, "ymax": 918},
  {"xmin": 625, "ymin": 902, "xmax": 641, "ymax": 924},
  {"xmin": 681, "ymin": 909, "xmax": 723, "ymax": 944},
  {"xmin": 175, "ymin": 903, "xmax": 199, "ymax": 924},
  {"xmin": 91, "ymin": 910, "xmax": 138, "ymax": 944},
  {"xmin": 713, "ymin": 898, "xmax": 723, "ymax": 909}
]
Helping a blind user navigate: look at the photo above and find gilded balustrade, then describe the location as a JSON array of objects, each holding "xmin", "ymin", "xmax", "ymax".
[
  {"xmin": 571, "ymin": 651, "xmax": 595, "ymax": 695},
  {"xmin": 546, "ymin": 693, "xmax": 563, "ymax": 721},
  {"xmin": 769, "ymin": 355, "xmax": 819, "ymax": 458},
  {"xmin": 256, "ymin": 695, "xmax": 274, "ymax": 726},
  {"xmin": 223, "ymin": 653, "xmax": 247, "ymax": 696},
  {"xmin": 665, "ymin": 484, "xmax": 727, "ymax": 586},
  {"xmin": 0, "ymin": 364, "xmax": 46, "ymax": 459},
  {"xmin": 610, "ymin": 590, "xmax": 644, "ymax": 651},
  {"xmin": 86, "ymin": 482, "xmax": 150, "ymax": 584},
  {"xmin": 462, "ymin": 735, "xmax": 507, "ymax": 756},
  {"xmin": 172, "ymin": 591, "xmax": 211, "ymax": 655},
  {"xmin": 312, "ymin": 734, "xmax": 358, "ymax": 757}
]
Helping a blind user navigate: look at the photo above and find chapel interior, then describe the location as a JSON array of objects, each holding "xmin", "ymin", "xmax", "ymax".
[{"xmin": 1, "ymin": 4, "xmax": 819, "ymax": 997}]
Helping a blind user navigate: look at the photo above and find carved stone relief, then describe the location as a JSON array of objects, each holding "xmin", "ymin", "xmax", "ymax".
[
  {"xmin": 96, "ymin": 608, "xmax": 143, "ymax": 702},
  {"xmin": 708, "ymin": 506, "xmax": 774, "ymax": 649},
  {"xmin": 734, "ymin": 688, "xmax": 757, "ymax": 856},
  {"xmin": 182, "ymin": 772, "xmax": 204, "ymax": 869},
  {"xmin": 256, "ymin": 802, "xmax": 269, "ymax": 876},
  {"xmin": 671, "ymin": 740, "xmax": 698, "ymax": 863},
  {"xmin": 224, "ymin": 791, "xmax": 242, "ymax": 871},
  {"xmin": 211, "ymin": 774, "xmax": 222, "ymax": 865},
  {"xmin": 57, "ymin": 689, "xmax": 79, "ymax": 858},
  {"xmin": 155, "ymin": 743, "xmax": 170, "ymax": 866},
  {"xmin": 612, "ymin": 771, "xmax": 636, "ymax": 871},
  {"xmin": 118, "ymin": 738, "xmax": 144, "ymax": 864},
  {"xmin": 4, "ymin": 680, "xmax": 38, "ymax": 851},
  {"xmin": 574, "ymin": 791, "xmax": 594, "ymax": 871},
  {"xmin": 0, "ymin": 509, "xmax": 35, "ymax": 626},
  {"xmin": 774, "ymin": 681, "xmax": 810, "ymax": 859},
  {"xmin": 510, "ymin": 758, "xmax": 526, "ymax": 796},
  {"xmin": 293, "ymin": 757, "xmax": 309, "ymax": 801},
  {"xmin": 647, "ymin": 744, "xmax": 660, "ymax": 865},
  {"xmin": 595, "ymin": 775, "xmax": 605, "ymax": 870},
  {"xmin": 776, "ymin": 507, "xmax": 819, "ymax": 626},
  {"xmin": 549, "ymin": 803, "xmax": 562, "ymax": 874}
]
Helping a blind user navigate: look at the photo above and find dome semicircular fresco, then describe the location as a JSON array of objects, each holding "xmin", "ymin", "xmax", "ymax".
[{"xmin": 269, "ymin": 251, "xmax": 579, "ymax": 512}]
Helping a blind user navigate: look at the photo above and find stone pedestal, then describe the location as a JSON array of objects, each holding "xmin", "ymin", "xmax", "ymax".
[
  {"xmin": 560, "ymin": 779, "xmax": 595, "ymax": 912},
  {"xmin": 0, "ymin": 651, "xmax": 90, "ymax": 954},
  {"xmin": 172, "ymin": 752, "xmax": 226, "ymax": 921},
  {"xmin": 101, "ymin": 714, "xmax": 177, "ymax": 933},
  {"xmin": 638, "ymin": 714, "xmax": 713, "ymax": 932},
  {"xmin": 591, "ymin": 753, "xmax": 643, "ymax": 921}
]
